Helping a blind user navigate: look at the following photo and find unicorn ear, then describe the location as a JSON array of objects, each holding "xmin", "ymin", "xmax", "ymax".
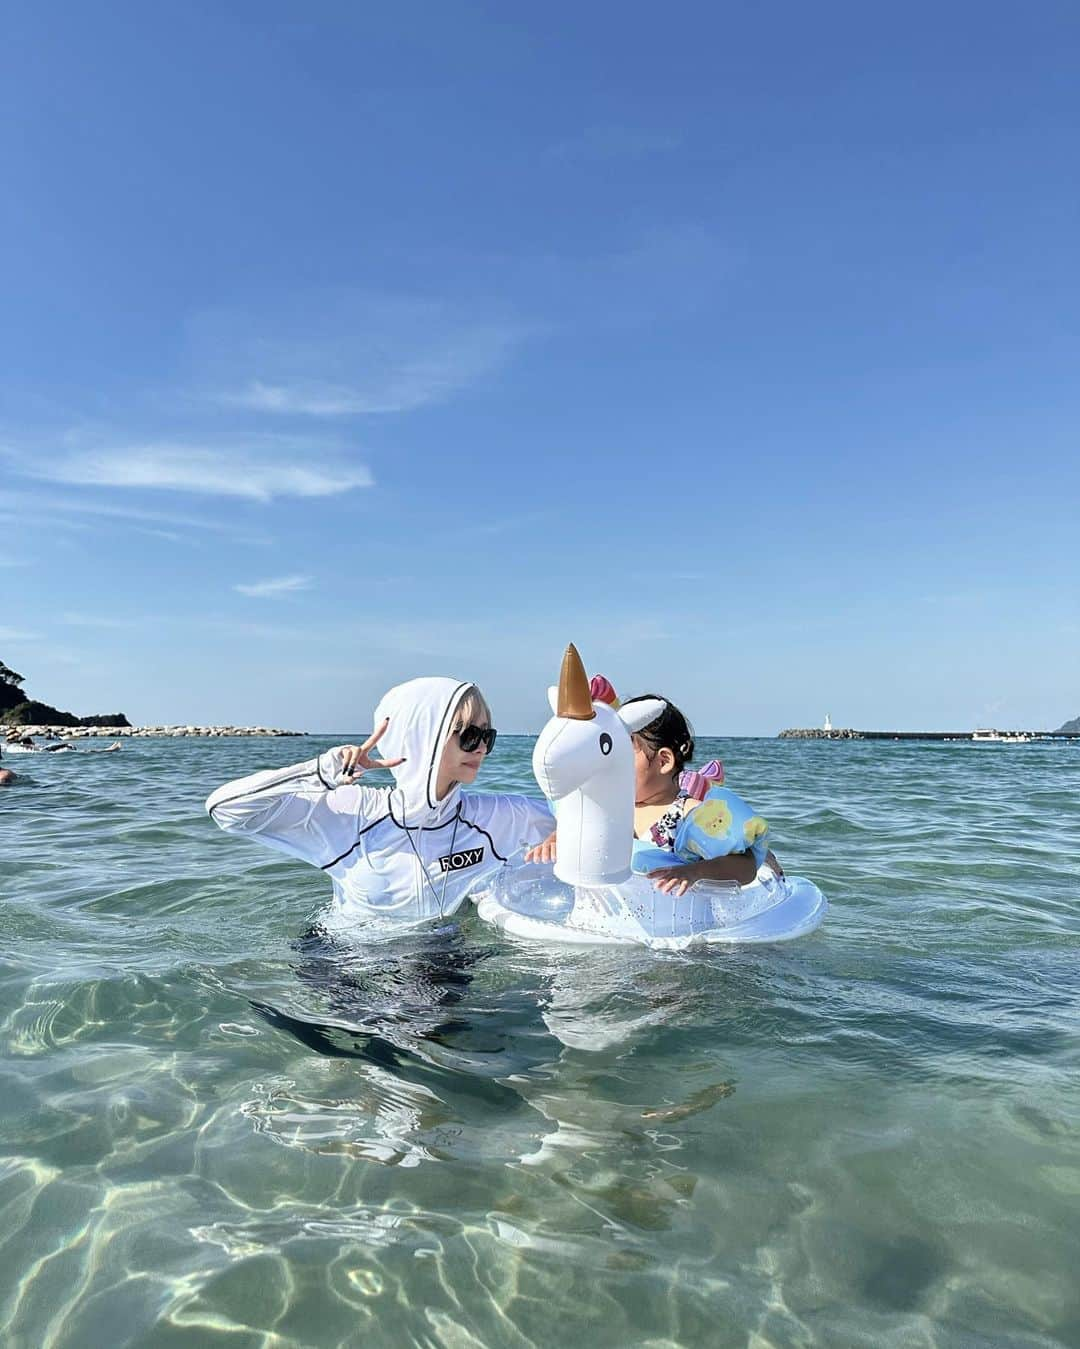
[
  {"xmin": 618, "ymin": 698, "xmax": 666, "ymax": 733},
  {"xmin": 547, "ymin": 686, "xmax": 559, "ymax": 715}
]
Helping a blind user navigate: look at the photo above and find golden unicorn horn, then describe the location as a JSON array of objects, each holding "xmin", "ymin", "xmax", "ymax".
[{"xmin": 557, "ymin": 643, "xmax": 596, "ymax": 720}]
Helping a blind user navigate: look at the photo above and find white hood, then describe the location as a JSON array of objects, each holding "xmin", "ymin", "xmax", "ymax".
[{"xmin": 372, "ymin": 676, "xmax": 474, "ymax": 827}]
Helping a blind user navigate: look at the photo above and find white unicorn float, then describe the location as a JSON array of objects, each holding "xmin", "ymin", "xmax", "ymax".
[{"xmin": 475, "ymin": 644, "xmax": 827, "ymax": 948}]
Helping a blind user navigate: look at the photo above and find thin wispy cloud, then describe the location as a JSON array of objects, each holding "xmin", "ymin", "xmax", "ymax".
[
  {"xmin": 0, "ymin": 626, "xmax": 39, "ymax": 642},
  {"xmin": 0, "ymin": 488, "xmax": 244, "ymax": 533},
  {"xmin": 234, "ymin": 575, "xmax": 313, "ymax": 599},
  {"xmin": 191, "ymin": 292, "xmax": 528, "ymax": 417},
  {"xmin": 0, "ymin": 506, "xmax": 94, "ymax": 534},
  {"xmin": 60, "ymin": 612, "xmax": 140, "ymax": 629},
  {"xmin": 21, "ymin": 442, "xmax": 373, "ymax": 502},
  {"xmin": 0, "ymin": 492, "xmax": 274, "ymax": 550},
  {"xmin": 135, "ymin": 527, "xmax": 193, "ymax": 545},
  {"xmin": 549, "ymin": 124, "xmax": 682, "ymax": 161},
  {"xmin": 227, "ymin": 381, "xmax": 379, "ymax": 417}
]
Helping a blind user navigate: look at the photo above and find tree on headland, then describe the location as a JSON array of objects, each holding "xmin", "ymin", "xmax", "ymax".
[
  {"xmin": 0, "ymin": 655, "xmax": 129, "ymax": 727},
  {"xmin": 0, "ymin": 660, "xmax": 27, "ymax": 716}
]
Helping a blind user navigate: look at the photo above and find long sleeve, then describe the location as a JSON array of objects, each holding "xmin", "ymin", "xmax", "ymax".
[
  {"xmin": 205, "ymin": 750, "xmax": 387, "ymax": 869},
  {"xmin": 458, "ymin": 792, "xmax": 555, "ymax": 862},
  {"xmin": 512, "ymin": 794, "xmax": 557, "ymax": 849}
]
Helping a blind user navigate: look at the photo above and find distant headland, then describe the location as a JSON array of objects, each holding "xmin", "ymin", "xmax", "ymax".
[
  {"xmin": 0, "ymin": 657, "xmax": 301, "ymax": 738},
  {"xmin": 1, "ymin": 657, "xmax": 130, "ymax": 729}
]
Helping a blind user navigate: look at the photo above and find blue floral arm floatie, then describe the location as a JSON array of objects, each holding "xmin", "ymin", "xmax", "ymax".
[{"xmin": 674, "ymin": 787, "xmax": 770, "ymax": 867}]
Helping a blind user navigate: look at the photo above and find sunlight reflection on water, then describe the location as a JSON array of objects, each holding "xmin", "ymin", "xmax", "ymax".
[{"xmin": 1, "ymin": 736, "xmax": 1078, "ymax": 1346}]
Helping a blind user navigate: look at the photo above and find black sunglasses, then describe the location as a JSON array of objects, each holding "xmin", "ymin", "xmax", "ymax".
[{"xmin": 456, "ymin": 724, "xmax": 497, "ymax": 754}]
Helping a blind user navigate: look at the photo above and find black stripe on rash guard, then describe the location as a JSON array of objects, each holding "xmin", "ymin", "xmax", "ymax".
[
  {"xmin": 455, "ymin": 814, "xmax": 507, "ymax": 863},
  {"xmin": 323, "ymin": 802, "xmax": 497, "ymax": 873},
  {"xmin": 320, "ymin": 815, "xmax": 391, "ymax": 870},
  {"xmin": 207, "ymin": 766, "xmax": 322, "ymax": 818}
]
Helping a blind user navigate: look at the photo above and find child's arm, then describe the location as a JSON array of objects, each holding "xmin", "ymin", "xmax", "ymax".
[{"xmin": 648, "ymin": 852, "xmax": 758, "ymax": 896}]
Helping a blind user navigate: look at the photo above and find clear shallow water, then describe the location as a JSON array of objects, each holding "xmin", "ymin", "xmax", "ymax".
[{"xmin": 1, "ymin": 735, "xmax": 1078, "ymax": 1348}]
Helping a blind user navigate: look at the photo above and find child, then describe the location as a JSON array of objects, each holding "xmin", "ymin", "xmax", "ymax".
[
  {"xmin": 621, "ymin": 693, "xmax": 777, "ymax": 897},
  {"xmin": 207, "ymin": 677, "xmax": 554, "ymax": 927},
  {"xmin": 527, "ymin": 678, "xmax": 780, "ymax": 896}
]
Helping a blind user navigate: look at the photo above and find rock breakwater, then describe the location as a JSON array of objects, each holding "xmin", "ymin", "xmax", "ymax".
[
  {"xmin": 5, "ymin": 725, "xmax": 304, "ymax": 740},
  {"xmin": 778, "ymin": 727, "xmax": 863, "ymax": 740}
]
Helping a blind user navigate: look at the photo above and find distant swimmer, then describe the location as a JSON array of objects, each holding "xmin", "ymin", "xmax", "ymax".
[
  {"xmin": 0, "ymin": 735, "xmax": 93, "ymax": 754},
  {"xmin": 0, "ymin": 768, "xmax": 15, "ymax": 785},
  {"xmin": 0, "ymin": 737, "xmax": 118, "ymax": 754}
]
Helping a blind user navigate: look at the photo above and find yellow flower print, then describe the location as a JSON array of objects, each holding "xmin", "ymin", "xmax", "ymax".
[{"xmin": 743, "ymin": 816, "xmax": 768, "ymax": 845}]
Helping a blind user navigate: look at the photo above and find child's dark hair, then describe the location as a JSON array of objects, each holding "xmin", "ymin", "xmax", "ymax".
[{"xmin": 622, "ymin": 695, "xmax": 695, "ymax": 775}]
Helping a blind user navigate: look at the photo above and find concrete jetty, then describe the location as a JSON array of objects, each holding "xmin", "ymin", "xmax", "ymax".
[{"xmin": 777, "ymin": 728, "xmax": 1080, "ymax": 741}]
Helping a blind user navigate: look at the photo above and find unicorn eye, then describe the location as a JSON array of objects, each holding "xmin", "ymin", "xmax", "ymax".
[{"xmin": 599, "ymin": 733, "xmax": 613, "ymax": 755}]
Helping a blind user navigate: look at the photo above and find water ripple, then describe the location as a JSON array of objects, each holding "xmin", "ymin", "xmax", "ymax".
[{"xmin": 1, "ymin": 735, "xmax": 1078, "ymax": 1346}]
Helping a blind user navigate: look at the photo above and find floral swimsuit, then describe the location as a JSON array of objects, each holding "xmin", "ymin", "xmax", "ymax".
[{"xmin": 647, "ymin": 791, "xmax": 691, "ymax": 851}]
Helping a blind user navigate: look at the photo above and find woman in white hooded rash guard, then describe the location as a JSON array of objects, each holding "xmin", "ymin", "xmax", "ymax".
[{"xmin": 206, "ymin": 677, "xmax": 554, "ymax": 929}]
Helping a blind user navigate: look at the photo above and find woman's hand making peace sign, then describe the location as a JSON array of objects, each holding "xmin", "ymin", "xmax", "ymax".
[{"xmin": 336, "ymin": 719, "xmax": 406, "ymax": 781}]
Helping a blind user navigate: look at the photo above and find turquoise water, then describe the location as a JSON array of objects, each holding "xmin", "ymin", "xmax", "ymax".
[{"xmin": 1, "ymin": 735, "xmax": 1078, "ymax": 1348}]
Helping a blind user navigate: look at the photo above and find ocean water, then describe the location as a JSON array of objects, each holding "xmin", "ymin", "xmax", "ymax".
[{"xmin": 1, "ymin": 735, "xmax": 1078, "ymax": 1348}]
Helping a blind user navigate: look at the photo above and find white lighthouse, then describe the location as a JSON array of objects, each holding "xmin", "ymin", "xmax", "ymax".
[{"xmin": 823, "ymin": 713, "xmax": 832, "ymax": 733}]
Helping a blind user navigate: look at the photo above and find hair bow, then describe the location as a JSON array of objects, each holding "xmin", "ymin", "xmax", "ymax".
[{"xmin": 679, "ymin": 758, "xmax": 725, "ymax": 800}]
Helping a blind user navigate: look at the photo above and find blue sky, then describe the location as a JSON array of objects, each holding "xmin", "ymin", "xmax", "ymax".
[{"xmin": 2, "ymin": 1, "xmax": 1078, "ymax": 734}]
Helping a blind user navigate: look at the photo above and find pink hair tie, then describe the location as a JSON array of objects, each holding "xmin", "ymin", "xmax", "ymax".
[{"xmin": 589, "ymin": 674, "xmax": 620, "ymax": 708}]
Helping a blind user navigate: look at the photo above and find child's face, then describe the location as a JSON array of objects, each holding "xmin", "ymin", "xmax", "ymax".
[{"xmin": 632, "ymin": 735, "xmax": 677, "ymax": 802}]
